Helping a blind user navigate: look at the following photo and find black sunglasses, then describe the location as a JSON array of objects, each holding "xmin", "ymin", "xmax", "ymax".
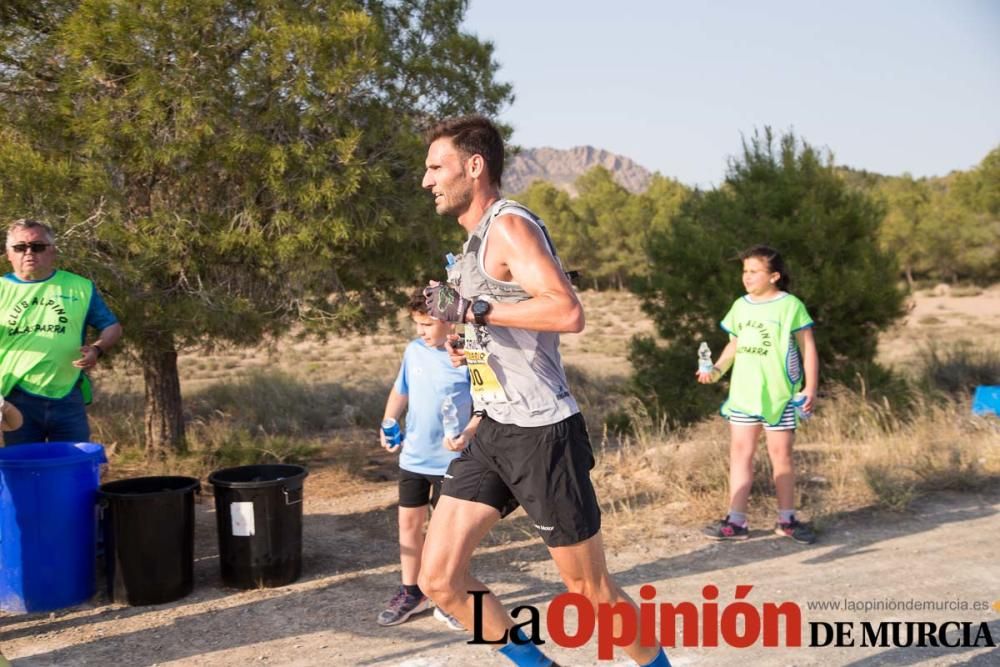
[{"xmin": 9, "ymin": 243, "xmax": 52, "ymax": 253}]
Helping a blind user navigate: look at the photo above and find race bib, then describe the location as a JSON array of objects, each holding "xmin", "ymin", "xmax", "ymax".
[{"xmin": 464, "ymin": 323, "xmax": 507, "ymax": 403}]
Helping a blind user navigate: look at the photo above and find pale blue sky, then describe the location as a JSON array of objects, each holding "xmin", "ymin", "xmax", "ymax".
[{"xmin": 463, "ymin": 1, "xmax": 1000, "ymax": 187}]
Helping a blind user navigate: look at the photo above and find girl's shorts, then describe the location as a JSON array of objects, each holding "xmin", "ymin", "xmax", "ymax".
[{"xmin": 727, "ymin": 401, "xmax": 796, "ymax": 431}]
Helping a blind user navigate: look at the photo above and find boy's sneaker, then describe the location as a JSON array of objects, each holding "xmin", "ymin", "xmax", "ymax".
[
  {"xmin": 433, "ymin": 606, "xmax": 465, "ymax": 631},
  {"xmin": 702, "ymin": 516, "xmax": 750, "ymax": 540},
  {"xmin": 377, "ymin": 586, "xmax": 430, "ymax": 626},
  {"xmin": 775, "ymin": 518, "xmax": 817, "ymax": 544}
]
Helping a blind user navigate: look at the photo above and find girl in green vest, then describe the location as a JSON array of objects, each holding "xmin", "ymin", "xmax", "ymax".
[{"xmin": 696, "ymin": 245, "xmax": 819, "ymax": 544}]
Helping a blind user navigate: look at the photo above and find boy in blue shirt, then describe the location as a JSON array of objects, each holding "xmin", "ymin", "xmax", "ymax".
[{"xmin": 377, "ymin": 290, "xmax": 479, "ymax": 629}]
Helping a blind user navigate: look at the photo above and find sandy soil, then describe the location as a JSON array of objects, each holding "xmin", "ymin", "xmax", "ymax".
[
  {"xmin": 2, "ymin": 480, "xmax": 998, "ymax": 666},
  {"xmin": 876, "ymin": 285, "xmax": 1000, "ymax": 368},
  {"xmin": 2, "ymin": 287, "xmax": 999, "ymax": 666}
]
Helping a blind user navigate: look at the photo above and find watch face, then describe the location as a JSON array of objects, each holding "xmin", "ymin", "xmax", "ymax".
[{"xmin": 473, "ymin": 300, "xmax": 491, "ymax": 316}]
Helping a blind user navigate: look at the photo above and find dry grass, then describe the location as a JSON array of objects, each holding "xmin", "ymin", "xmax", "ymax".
[
  {"xmin": 88, "ymin": 288, "xmax": 1000, "ymax": 525},
  {"xmin": 592, "ymin": 387, "xmax": 999, "ymax": 543}
]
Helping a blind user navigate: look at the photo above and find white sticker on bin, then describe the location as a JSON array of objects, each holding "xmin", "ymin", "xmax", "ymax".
[{"xmin": 231, "ymin": 502, "xmax": 255, "ymax": 536}]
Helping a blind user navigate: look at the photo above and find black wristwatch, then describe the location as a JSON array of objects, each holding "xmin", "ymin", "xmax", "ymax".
[{"xmin": 471, "ymin": 299, "xmax": 492, "ymax": 326}]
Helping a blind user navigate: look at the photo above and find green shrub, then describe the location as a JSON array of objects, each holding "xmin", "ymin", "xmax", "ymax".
[{"xmin": 631, "ymin": 129, "xmax": 905, "ymax": 424}]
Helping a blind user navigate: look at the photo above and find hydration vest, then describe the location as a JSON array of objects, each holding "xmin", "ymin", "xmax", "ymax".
[{"xmin": 446, "ymin": 200, "xmax": 579, "ymax": 427}]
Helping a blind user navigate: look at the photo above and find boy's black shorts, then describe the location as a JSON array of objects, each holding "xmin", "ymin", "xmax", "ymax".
[
  {"xmin": 398, "ymin": 469, "xmax": 445, "ymax": 508},
  {"xmin": 441, "ymin": 412, "xmax": 602, "ymax": 547}
]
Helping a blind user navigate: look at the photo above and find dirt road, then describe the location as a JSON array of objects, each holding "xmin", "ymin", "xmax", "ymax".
[{"xmin": 3, "ymin": 478, "xmax": 997, "ymax": 666}]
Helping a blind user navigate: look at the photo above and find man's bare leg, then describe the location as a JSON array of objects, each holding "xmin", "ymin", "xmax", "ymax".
[
  {"xmin": 418, "ymin": 496, "xmax": 510, "ymax": 638},
  {"xmin": 549, "ymin": 532, "xmax": 664, "ymax": 665}
]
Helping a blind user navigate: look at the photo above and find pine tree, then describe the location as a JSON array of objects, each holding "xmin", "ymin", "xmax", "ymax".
[{"xmin": 0, "ymin": 0, "xmax": 511, "ymax": 453}]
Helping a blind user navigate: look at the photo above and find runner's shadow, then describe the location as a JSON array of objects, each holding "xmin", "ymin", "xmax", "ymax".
[
  {"xmin": 11, "ymin": 581, "xmax": 467, "ymax": 666},
  {"xmin": 9, "ymin": 489, "xmax": 997, "ymax": 663},
  {"xmin": 3, "ymin": 494, "xmax": 561, "ymax": 664},
  {"xmin": 10, "ymin": 528, "xmax": 558, "ymax": 666}
]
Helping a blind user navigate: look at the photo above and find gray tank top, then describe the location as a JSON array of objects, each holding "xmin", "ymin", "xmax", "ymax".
[{"xmin": 445, "ymin": 199, "xmax": 579, "ymax": 427}]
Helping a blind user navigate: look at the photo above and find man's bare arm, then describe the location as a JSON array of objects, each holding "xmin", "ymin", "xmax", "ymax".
[{"xmin": 471, "ymin": 214, "xmax": 583, "ymax": 333}]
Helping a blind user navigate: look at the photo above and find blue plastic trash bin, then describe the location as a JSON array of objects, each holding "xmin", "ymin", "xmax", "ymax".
[
  {"xmin": 971, "ymin": 386, "xmax": 1000, "ymax": 417},
  {"xmin": 0, "ymin": 442, "xmax": 107, "ymax": 613}
]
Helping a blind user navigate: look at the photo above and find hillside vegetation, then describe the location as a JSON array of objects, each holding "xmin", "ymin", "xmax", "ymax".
[
  {"xmin": 512, "ymin": 141, "xmax": 999, "ymax": 289},
  {"xmin": 89, "ymin": 287, "xmax": 1000, "ymax": 528}
]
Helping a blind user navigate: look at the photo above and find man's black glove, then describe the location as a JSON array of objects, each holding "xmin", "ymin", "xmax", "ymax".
[{"xmin": 423, "ymin": 284, "xmax": 469, "ymax": 323}]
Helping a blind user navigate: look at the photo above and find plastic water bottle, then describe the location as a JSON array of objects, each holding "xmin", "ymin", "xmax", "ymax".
[
  {"xmin": 790, "ymin": 393, "xmax": 811, "ymax": 420},
  {"xmin": 381, "ymin": 417, "xmax": 402, "ymax": 447},
  {"xmin": 441, "ymin": 395, "xmax": 460, "ymax": 439},
  {"xmin": 698, "ymin": 342, "xmax": 714, "ymax": 374}
]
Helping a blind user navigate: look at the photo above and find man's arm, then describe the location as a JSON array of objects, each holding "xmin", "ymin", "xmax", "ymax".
[
  {"xmin": 444, "ymin": 413, "xmax": 481, "ymax": 452},
  {"xmin": 92, "ymin": 322, "xmax": 123, "ymax": 354},
  {"xmin": 74, "ymin": 322, "xmax": 123, "ymax": 369},
  {"xmin": 469, "ymin": 214, "xmax": 584, "ymax": 333}
]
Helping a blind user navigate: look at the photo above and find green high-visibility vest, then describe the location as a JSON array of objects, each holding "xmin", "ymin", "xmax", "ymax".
[
  {"xmin": 0, "ymin": 270, "xmax": 94, "ymax": 399},
  {"xmin": 719, "ymin": 293, "xmax": 814, "ymax": 425}
]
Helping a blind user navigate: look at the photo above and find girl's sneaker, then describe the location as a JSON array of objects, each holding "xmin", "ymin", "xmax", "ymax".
[
  {"xmin": 775, "ymin": 518, "xmax": 817, "ymax": 544},
  {"xmin": 377, "ymin": 586, "xmax": 430, "ymax": 626},
  {"xmin": 433, "ymin": 606, "xmax": 465, "ymax": 631},
  {"xmin": 702, "ymin": 516, "xmax": 750, "ymax": 540}
]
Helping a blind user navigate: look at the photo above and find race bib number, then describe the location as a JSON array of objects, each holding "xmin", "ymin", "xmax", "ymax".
[{"xmin": 464, "ymin": 323, "xmax": 507, "ymax": 403}]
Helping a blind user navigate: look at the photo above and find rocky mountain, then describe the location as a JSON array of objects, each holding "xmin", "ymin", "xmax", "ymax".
[{"xmin": 503, "ymin": 146, "xmax": 653, "ymax": 196}]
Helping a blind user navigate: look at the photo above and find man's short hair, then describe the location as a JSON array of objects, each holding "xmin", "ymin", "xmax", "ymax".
[
  {"xmin": 425, "ymin": 115, "xmax": 504, "ymax": 188},
  {"xmin": 7, "ymin": 219, "xmax": 56, "ymax": 246},
  {"xmin": 408, "ymin": 288, "xmax": 429, "ymax": 316}
]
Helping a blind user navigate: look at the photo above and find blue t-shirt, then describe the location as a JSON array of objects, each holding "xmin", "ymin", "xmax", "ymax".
[{"xmin": 394, "ymin": 339, "xmax": 472, "ymax": 476}]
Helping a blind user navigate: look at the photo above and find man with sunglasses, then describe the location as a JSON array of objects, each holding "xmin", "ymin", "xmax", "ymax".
[{"xmin": 0, "ymin": 219, "xmax": 122, "ymax": 445}]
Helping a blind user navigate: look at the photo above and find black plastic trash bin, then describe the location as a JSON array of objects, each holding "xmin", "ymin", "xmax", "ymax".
[
  {"xmin": 208, "ymin": 464, "xmax": 308, "ymax": 589},
  {"xmin": 99, "ymin": 476, "xmax": 200, "ymax": 606}
]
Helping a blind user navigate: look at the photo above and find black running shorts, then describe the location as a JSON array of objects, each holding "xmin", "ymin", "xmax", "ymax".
[
  {"xmin": 398, "ymin": 469, "xmax": 445, "ymax": 508},
  {"xmin": 441, "ymin": 412, "xmax": 602, "ymax": 547}
]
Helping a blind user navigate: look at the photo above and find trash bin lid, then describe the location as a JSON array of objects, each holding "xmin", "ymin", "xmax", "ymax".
[
  {"xmin": 100, "ymin": 476, "xmax": 201, "ymax": 497},
  {"xmin": 209, "ymin": 464, "xmax": 308, "ymax": 489},
  {"xmin": 0, "ymin": 441, "xmax": 106, "ymax": 468}
]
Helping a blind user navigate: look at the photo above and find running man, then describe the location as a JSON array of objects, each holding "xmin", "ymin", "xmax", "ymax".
[{"xmin": 419, "ymin": 116, "xmax": 670, "ymax": 667}]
